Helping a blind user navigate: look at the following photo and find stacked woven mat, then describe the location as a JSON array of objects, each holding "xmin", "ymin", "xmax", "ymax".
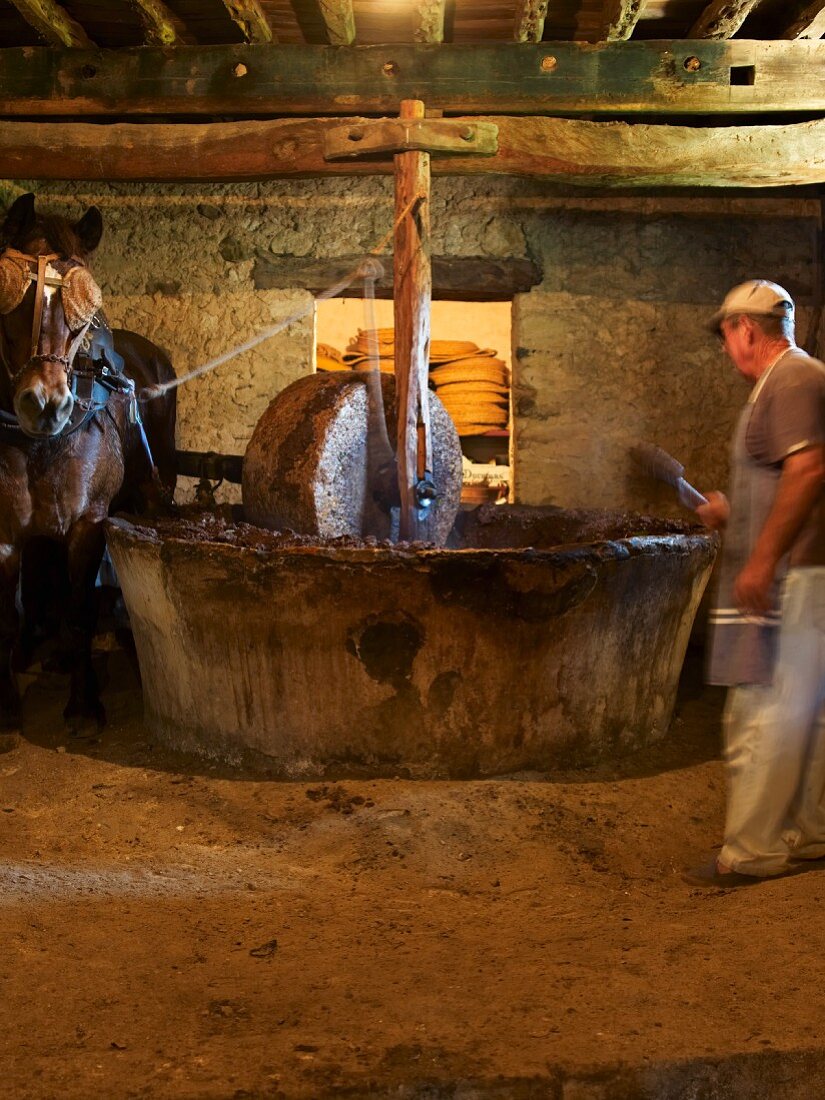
[
  {"xmin": 429, "ymin": 343, "xmax": 509, "ymax": 437},
  {"xmin": 317, "ymin": 330, "xmax": 510, "ymax": 437},
  {"xmin": 316, "ymin": 343, "xmax": 350, "ymax": 372}
]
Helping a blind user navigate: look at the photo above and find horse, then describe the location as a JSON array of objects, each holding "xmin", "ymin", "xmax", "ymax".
[{"xmin": 0, "ymin": 192, "xmax": 177, "ymax": 732}]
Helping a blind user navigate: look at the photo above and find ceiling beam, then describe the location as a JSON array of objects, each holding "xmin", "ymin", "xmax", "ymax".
[
  {"xmin": 412, "ymin": 0, "xmax": 447, "ymax": 43},
  {"xmin": 253, "ymin": 255, "xmax": 541, "ymax": 300},
  {"xmin": 513, "ymin": 0, "xmax": 548, "ymax": 43},
  {"xmin": 2, "ymin": 116, "xmax": 824, "ymax": 188},
  {"xmin": 129, "ymin": 0, "xmax": 191, "ymax": 46},
  {"xmin": 317, "ymin": 0, "xmax": 356, "ymax": 45},
  {"xmin": 598, "ymin": 0, "xmax": 644, "ymax": 41},
  {"xmin": 0, "ymin": 42, "xmax": 823, "ymax": 118},
  {"xmin": 6, "ymin": 0, "xmax": 93, "ymax": 47},
  {"xmin": 689, "ymin": 0, "xmax": 764, "ymax": 39},
  {"xmin": 219, "ymin": 0, "xmax": 275, "ymax": 43},
  {"xmin": 780, "ymin": 0, "xmax": 825, "ymax": 39}
]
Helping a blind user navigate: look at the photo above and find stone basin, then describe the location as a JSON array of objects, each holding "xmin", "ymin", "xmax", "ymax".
[{"xmin": 105, "ymin": 506, "xmax": 716, "ymax": 778}]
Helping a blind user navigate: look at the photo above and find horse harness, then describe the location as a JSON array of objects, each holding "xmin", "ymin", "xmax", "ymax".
[{"xmin": 0, "ymin": 248, "xmax": 151, "ymax": 452}]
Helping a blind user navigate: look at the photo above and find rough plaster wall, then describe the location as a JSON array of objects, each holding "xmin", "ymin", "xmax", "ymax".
[
  {"xmin": 510, "ymin": 203, "xmax": 817, "ymax": 510},
  {"xmin": 0, "ymin": 179, "xmax": 818, "ymax": 514}
]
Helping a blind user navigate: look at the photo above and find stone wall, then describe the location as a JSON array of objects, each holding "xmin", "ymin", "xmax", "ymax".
[{"xmin": 0, "ymin": 179, "xmax": 819, "ymax": 513}]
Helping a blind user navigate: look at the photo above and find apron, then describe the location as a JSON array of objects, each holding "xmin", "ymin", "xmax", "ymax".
[{"xmin": 706, "ymin": 398, "xmax": 786, "ymax": 686}]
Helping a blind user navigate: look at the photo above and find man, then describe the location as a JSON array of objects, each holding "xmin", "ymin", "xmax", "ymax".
[{"xmin": 685, "ymin": 279, "xmax": 825, "ymax": 887}]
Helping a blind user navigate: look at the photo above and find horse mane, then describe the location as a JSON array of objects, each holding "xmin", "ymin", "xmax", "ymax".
[{"xmin": 9, "ymin": 214, "xmax": 84, "ymax": 260}]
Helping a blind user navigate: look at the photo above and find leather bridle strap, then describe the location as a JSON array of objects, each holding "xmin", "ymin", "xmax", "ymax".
[
  {"xmin": 28, "ymin": 252, "xmax": 60, "ymax": 363},
  {"xmin": 19, "ymin": 252, "xmax": 91, "ymax": 375}
]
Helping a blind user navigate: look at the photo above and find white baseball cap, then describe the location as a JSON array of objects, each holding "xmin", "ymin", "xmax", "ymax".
[{"xmin": 709, "ymin": 279, "xmax": 795, "ymax": 333}]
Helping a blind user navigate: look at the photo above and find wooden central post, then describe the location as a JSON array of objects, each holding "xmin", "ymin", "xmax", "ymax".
[{"xmin": 393, "ymin": 98, "xmax": 433, "ymax": 541}]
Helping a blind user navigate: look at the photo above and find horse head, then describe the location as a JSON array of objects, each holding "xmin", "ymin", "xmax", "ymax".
[{"xmin": 0, "ymin": 193, "xmax": 103, "ymax": 438}]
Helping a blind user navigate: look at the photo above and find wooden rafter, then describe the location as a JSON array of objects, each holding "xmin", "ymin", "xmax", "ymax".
[
  {"xmin": 7, "ymin": 0, "xmax": 93, "ymax": 47},
  {"xmin": 128, "ymin": 0, "xmax": 191, "ymax": 46},
  {"xmin": 317, "ymin": 0, "xmax": 356, "ymax": 45},
  {"xmin": 3, "ymin": 116, "xmax": 825, "ymax": 189},
  {"xmin": 689, "ymin": 0, "xmax": 764, "ymax": 39},
  {"xmin": 598, "ymin": 0, "xmax": 644, "ymax": 41},
  {"xmin": 219, "ymin": 0, "xmax": 274, "ymax": 43},
  {"xmin": 1, "ymin": 43, "xmax": 823, "ymax": 118},
  {"xmin": 513, "ymin": 0, "xmax": 548, "ymax": 43},
  {"xmin": 412, "ymin": 0, "xmax": 447, "ymax": 43},
  {"xmin": 780, "ymin": 0, "xmax": 825, "ymax": 39}
]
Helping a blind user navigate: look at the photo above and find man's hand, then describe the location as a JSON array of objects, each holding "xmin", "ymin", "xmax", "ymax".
[
  {"xmin": 734, "ymin": 555, "xmax": 776, "ymax": 615},
  {"xmin": 696, "ymin": 490, "xmax": 730, "ymax": 531}
]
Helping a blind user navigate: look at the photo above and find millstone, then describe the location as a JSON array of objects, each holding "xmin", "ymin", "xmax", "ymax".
[{"xmin": 242, "ymin": 372, "xmax": 463, "ymax": 544}]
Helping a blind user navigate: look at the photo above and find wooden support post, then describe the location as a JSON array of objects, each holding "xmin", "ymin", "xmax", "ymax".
[{"xmin": 393, "ymin": 99, "xmax": 433, "ymax": 542}]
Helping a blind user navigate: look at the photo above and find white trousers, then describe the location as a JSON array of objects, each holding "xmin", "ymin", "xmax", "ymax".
[{"xmin": 721, "ymin": 567, "xmax": 825, "ymax": 876}]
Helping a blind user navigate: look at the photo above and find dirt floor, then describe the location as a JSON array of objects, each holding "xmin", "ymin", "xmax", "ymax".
[{"xmin": 2, "ymin": 641, "xmax": 825, "ymax": 1099}]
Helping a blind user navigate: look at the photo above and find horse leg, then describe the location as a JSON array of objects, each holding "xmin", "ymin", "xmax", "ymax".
[
  {"xmin": 0, "ymin": 546, "xmax": 21, "ymax": 729},
  {"xmin": 64, "ymin": 519, "xmax": 106, "ymax": 732},
  {"xmin": 17, "ymin": 538, "xmax": 66, "ymax": 672}
]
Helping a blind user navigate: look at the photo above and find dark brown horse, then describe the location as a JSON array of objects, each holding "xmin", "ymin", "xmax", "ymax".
[{"xmin": 0, "ymin": 193, "xmax": 176, "ymax": 731}]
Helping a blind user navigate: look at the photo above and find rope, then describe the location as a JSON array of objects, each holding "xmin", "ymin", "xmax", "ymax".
[{"xmin": 140, "ymin": 193, "xmax": 428, "ymax": 402}]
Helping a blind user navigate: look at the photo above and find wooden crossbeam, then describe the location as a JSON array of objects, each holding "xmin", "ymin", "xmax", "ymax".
[
  {"xmin": 252, "ymin": 255, "xmax": 541, "ymax": 299},
  {"xmin": 129, "ymin": 0, "xmax": 191, "ymax": 46},
  {"xmin": 7, "ymin": 0, "xmax": 93, "ymax": 47},
  {"xmin": 317, "ymin": 0, "xmax": 356, "ymax": 45},
  {"xmin": 689, "ymin": 0, "xmax": 764, "ymax": 39},
  {"xmin": 219, "ymin": 0, "xmax": 274, "ymax": 43},
  {"xmin": 412, "ymin": 0, "xmax": 447, "ymax": 43},
  {"xmin": 2, "ymin": 116, "xmax": 825, "ymax": 188},
  {"xmin": 599, "ymin": 0, "xmax": 644, "ymax": 41},
  {"xmin": 0, "ymin": 43, "xmax": 823, "ymax": 118},
  {"xmin": 780, "ymin": 0, "xmax": 825, "ymax": 39},
  {"xmin": 513, "ymin": 0, "xmax": 548, "ymax": 43}
]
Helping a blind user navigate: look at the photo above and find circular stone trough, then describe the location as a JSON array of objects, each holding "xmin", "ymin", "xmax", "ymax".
[{"xmin": 105, "ymin": 506, "xmax": 716, "ymax": 778}]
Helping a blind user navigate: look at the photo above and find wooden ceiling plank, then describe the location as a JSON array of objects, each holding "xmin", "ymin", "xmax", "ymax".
[
  {"xmin": 688, "ymin": 0, "xmax": 764, "ymax": 39},
  {"xmin": 599, "ymin": 0, "xmax": 645, "ymax": 41},
  {"xmin": 780, "ymin": 0, "xmax": 825, "ymax": 39},
  {"xmin": 129, "ymin": 0, "xmax": 188, "ymax": 46},
  {"xmin": 412, "ymin": 0, "xmax": 447, "ymax": 43},
  {"xmin": 513, "ymin": 0, "xmax": 548, "ymax": 43},
  {"xmin": 219, "ymin": 0, "xmax": 275, "ymax": 43},
  {"xmin": 7, "ymin": 0, "xmax": 93, "ymax": 48},
  {"xmin": 1, "ymin": 42, "xmax": 824, "ymax": 117},
  {"xmin": 317, "ymin": 0, "xmax": 356, "ymax": 45},
  {"xmin": 3, "ymin": 116, "xmax": 825, "ymax": 188}
]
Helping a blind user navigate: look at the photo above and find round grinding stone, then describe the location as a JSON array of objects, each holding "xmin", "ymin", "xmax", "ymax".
[{"xmin": 242, "ymin": 371, "xmax": 463, "ymax": 545}]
